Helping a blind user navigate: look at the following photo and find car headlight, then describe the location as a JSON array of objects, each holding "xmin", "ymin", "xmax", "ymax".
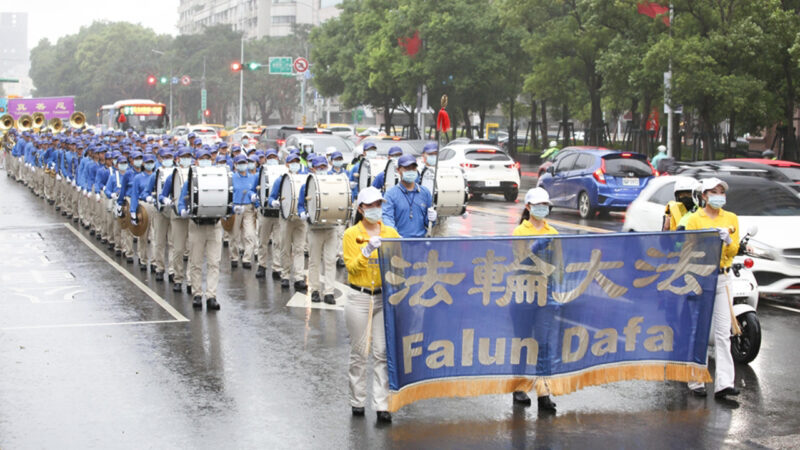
[{"xmin": 745, "ymin": 239, "xmax": 777, "ymax": 261}]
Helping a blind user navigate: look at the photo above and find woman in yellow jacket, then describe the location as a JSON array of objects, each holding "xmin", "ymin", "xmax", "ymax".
[
  {"xmin": 510, "ymin": 187, "xmax": 557, "ymax": 412},
  {"xmin": 342, "ymin": 186, "xmax": 400, "ymax": 423}
]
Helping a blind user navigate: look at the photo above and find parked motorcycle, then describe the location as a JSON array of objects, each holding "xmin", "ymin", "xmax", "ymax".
[{"xmin": 728, "ymin": 225, "xmax": 761, "ymax": 364}]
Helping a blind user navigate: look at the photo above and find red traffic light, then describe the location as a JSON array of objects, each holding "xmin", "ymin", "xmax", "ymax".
[
  {"xmin": 203, "ymin": 109, "xmax": 211, "ymax": 117},
  {"xmin": 231, "ymin": 62, "xmax": 242, "ymax": 72},
  {"xmin": 146, "ymin": 75, "xmax": 157, "ymax": 85}
]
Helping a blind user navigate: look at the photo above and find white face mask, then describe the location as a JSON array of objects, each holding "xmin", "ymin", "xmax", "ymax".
[
  {"xmin": 179, "ymin": 158, "xmax": 192, "ymax": 168},
  {"xmin": 266, "ymin": 158, "xmax": 279, "ymax": 166},
  {"xmin": 365, "ymin": 150, "xmax": 377, "ymax": 160},
  {"xmin": 198, "ymin": 159, "xmax": 212, "ymax": 168},
  {"xmin": 144, "ymin": 162, "xmax": 155, "ymax": 171},
  {"xmin": 289, "ymin": 162, "xmax": 301, "ymax": 173},
  {"xmin": 236, "ymin": 163, "xmax": 247, "ymax": 172},
  {"xmin": 118, "ymin": 163, "xmax": 128, "ymax": 171},
  {"xmin": 161, "ymin": 159, "xmax": 174, "ymax": 168},
  {"xmin": 333, "ymin": 159, "xmax": 344, "ymax": 168},
  {"xmin": 248, "ymin": 162, "xmax": 256, "ymax": 170},
  {"xmin": 363, "ymin": 207, "xmax": 382, "ymax": 223}
]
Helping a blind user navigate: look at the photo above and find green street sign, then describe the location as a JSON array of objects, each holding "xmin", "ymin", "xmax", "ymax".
[
  {"xmin": 201, "ymin": 89, "xmax": 207, "ymax": 110},
  {"xmin": 0, "ymin": 78, "xmax": 20, "ymax": 83},
  {"xmin": 269, "ymin": 57, "xmax": 293, "ymax": 75}
]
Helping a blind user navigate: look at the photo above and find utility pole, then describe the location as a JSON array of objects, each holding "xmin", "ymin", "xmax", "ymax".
[
  {"xmin": 666, "ymin": 4, "xmax": 674, "ymax": 158},
  {"xmin": 239, "ymin": 38, "xmax": 244, "ymax": 127},
  {"xmin": 202, "ymin": 56, "xmax": 207, "ymax": 125}
]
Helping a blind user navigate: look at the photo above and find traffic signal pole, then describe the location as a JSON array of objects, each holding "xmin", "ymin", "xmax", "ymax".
[{"xmin": 239, "ymin": 38, "xmax": 244, "ymax": 127}]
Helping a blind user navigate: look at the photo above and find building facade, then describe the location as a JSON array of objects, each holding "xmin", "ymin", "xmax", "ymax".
[
  {"xmin": 0, "ymin": 12, "xmax": 31, "ymax": 97},
  {"xmin": 177, "ymin": 0, "xmax": 341, "ymax": 39}
]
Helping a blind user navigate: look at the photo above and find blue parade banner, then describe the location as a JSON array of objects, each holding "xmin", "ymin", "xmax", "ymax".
[{"xmin": 379, "ymin": 231, "xmax": 721, "ymax": 412}]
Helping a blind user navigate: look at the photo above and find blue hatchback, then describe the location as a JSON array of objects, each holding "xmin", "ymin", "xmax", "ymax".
[{"xmin": 537, "ymin": 149, "xmax": 656, "ymax": 218}]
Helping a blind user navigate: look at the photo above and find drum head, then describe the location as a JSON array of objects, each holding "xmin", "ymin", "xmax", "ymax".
[
  {"xmin": 280, "ymin": 174, "xmax": 294, "ymax": 219},
  {"xmin": 358, "ymin": 159, "xmax": 371, "ymax": 192},
  {"xmin": 306, "ymin": 174, "xmax": 320, "ymax": 221},
  {"xmin": 383, "ymin": 159, "xmax": 399, "ymax": 193}
]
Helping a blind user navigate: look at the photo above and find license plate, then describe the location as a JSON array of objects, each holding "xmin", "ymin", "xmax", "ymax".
[
  {"xmin": 622, "ymin": 177, "xmax": 639, "ymax": 186},
  {"xmin": 484, "ymin": 180, "xmax": 500, "ymax": 187}
]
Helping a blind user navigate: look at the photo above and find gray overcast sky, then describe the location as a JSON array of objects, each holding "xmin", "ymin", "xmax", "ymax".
[{"xmin": 11, "ymin": 0, "xmax": 180, "ymax": 49}]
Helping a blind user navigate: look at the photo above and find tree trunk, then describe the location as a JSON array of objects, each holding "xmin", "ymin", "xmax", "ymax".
[
  {"xmin": 383, "ymin": 102, "xmax": 393, "ymax": 135},
  {"xmin": 530, "ymin": 99, "xmax": 539, "ymax": 149},
  {"xmin": 589, "ymin": 75, "xmax": 603, "ymax": 146},
  {"xmin": 479, "ymin": 107, "xmax": 486, "ymax": 139},
  {"xmin": 783, "ymin": 56, "xmax": 797, "ymax": 160},
  {"xmin": 540, "ymin": 100, "xmax": 548, "ymax": 145},
  {"xmin": 508, "ymin": 96, "xmax": 516, "ymax": 157},
  {"xmin": 701, "ymin": 98, "xmax": 713, "ymax": 160},
  {"xmin": 640, "ymin": 97, "xmax": 652, "ymax": 156},
  {"xmin": 727, "ymin": 112, "xmax": 736, "ymax": 158},
  {"xmin": 561, "ymin": 102, "xmax": 569, "ymax": 147}
]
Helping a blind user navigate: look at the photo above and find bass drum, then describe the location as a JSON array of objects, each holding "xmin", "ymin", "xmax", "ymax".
[
  {"xmin": 306, "ymin": 173, "xmax": 351, "ymax": 225},
  {"xmin": 188, "ymin": 165, "xmax": 233, "ymax": 218},
  {"xmin": 154, "ymin": 167, "xmax": 173, "ymax": 213},
  {"xmin": 382, "ymin": 159, "xmax": 400, "ymax": 193},
  {"xmin": 420, "ymin": 166, "xmax": 468, "ymax": 216},
  {"xmin": 358, "ymin": 158, "xmax": 384, "ymax": 193},
  {"xmin": 258, "ymin": 164, "xmax": 287, "ymax": 217},
  {"xmin": 171, "ymin": 167, "xmax": 190, "ymax": 216},
  {"xmin": 279, "ymin": 173, "xmax": 306, "ymax": 219}
]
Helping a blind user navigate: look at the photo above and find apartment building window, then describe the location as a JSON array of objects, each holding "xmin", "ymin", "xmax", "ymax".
[{"xmin": 272, "ymin": 15, "xmax": 296, "ymax": 24}]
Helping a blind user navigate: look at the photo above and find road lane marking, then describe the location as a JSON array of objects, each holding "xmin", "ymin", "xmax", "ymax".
[
  {"xmin": 763, "ymin": 301, "xmax": 800, "ymax": 314},
  {"xmin": 63, "ymin": 223, "xmax": 189, "ymax": 323},
  {"xmin": 467, "ymin": 205, "xmax": 613, "ymax": 234},
  {"xmin": 1, "ymin": 319, "xmax": 184, "ymax": 331}
]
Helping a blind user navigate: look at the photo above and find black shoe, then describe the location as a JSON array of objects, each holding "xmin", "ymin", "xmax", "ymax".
[
  {"xmin": 294, "ymin": 280, "xmax": 308, "ymax": 291},
  {"xmin": 272, "ymin": 270, "xmax": 281, "ymax": 280},
  {"xmin": 183, "ymin": 255, "xmax": 188, "ymax": 262},
  {"xmin": 56, "ymin": 206, "xmax": 61, "ymax": 211},
  {"xmin": 242, "ymin": 262, "xmax": 251, "ymax": 269},
  {"xmin": 376, "ymin": 411, "xmax": 392, "ymax": 423},
  {"xmin": 173, "ymin": 283, "xmax": 182, "ymax": 292},
  {"xmin": 186, "ymin": 285, "xmax": 192, "ymax": 295},
  {"xmin": 337, "ymin": 257, "xmax": 345, "ymax": 268},
  {"xmin": 324, "ymin": 294, "xmax": 336, "ymax": 305},
  {"xmin": 155, "ymin": 271, "xmax": 164, "ymax": 282},
  {"xmin": 691, "ymin": 386, "xmax": 707, "ymax": 397},
  {"xmin": 115, "ymin": 249, "xmax": 122, "ymax": 256},
  {"xmin": 150, "ymin": 264, "xmax": 156, "ymax": 273},
  {"xmin": 139, "ymin": 263, "xmax": 147, "ymax": 271},
  {"xmin": 126, "ymin": 257, "xmax": 134, "ymax": 264},
  {"xmin": 89, "ymin": 230, "xmax": 95, "ymax": 236},
  {"xmin": 168, "ymin": 273, "xmax": 175, "ymax": 284},
  {"xmin": 223, "ymin": 240, "xmax": 229, "ymax": 247},
  {"xmin": 352, "ymin": 406, "xmax": 365, "ymax": 417},
  {"xmin": 255, "ymin": 266, "xmax": 266, "ymax": 278},
  {"xmin": 61, "ymin": 211, "xmax": 67, "ymax": 216},
  {"xmin": 281, "ymin": 279, "xmax": 290, "ymax": 289},
  {"xmin": 192, "ymin": 296, "xmax": 203, "ymax": 309},
  {"xmin": 714, "ymin": 387, "xmax": 739, "ymax": 399},
  {"xmin": 101, "ymin": 239, "xmax": 108, "ymax": 245},
  {"xmin": 537, "ymin": 395, "xmax": 557, "ymax": 412},
  {"xmin": 206, "ymin": 298, "xmax": 220, "ymax": 311},
  {"xmin": 311, "ymin": 291, "xmax": 321, "ymax": 303},
  {"xmin": 231, "ymin": 260, "xmax": 238, "ymax": 268},
  {"xmin": 513, "ymin": 391, "xmax": 531, "ymax": 406}
]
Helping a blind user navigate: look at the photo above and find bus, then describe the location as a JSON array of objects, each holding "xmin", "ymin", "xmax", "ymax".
[{"xmin": 98, "ymin": 99, "xmax": 169, "ymax": 135}]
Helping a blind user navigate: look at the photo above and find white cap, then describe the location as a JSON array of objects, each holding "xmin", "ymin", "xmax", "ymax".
[
  {"xmin": 524, "ymin": 187, "xmax": 552, "ymax": 205},
  {"xmin": 657, "ymin": 145, "xmax": 666, "ymax": 152},
  {"xmin": 325, "ymin": 146, "xmax": 337, "ymax": 155},
  {"xmin": 700, "ymin": 177, "xmax": 728, "ymax": 192},
  {"xmin": 549, "ymin": 141, "xmax": 557, "ymax": 148},
  {"xmin": 356, "ymin": 186, "xmax": 384, "ymax": 206}
]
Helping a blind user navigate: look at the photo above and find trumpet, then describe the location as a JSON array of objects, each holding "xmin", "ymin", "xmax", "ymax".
[
  {"xmin": 69, "ymin": 111, "xmax": 86, "ymax": 129},
  {"xmin": 48, "ymin": 117, "xmax": 64, "ymax": 133},
  {"xmin": 17, "ymin": 114, "xmax": 33, "ymax": 131},
  {"xmin": 32, "ymin": 112, "xmax": 47, "ymax": 130}
]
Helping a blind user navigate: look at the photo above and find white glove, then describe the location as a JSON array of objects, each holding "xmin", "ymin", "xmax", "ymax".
[
  {"xmin": 111, "ymin": 192, "xmax": 119, "ymax": 200},
  {"xmin": 233, "ymin": 205, "xmax": 244, "ymax": 214},
  {"xmin": 299, "ymin": 211, "xmax": 309, "ymax": 221},
  {"xmin": 56, "ymin": 174, "xmax": 62, "ymax": 181},
  {"xmin": 161, "ymin": 197, "xmax": 172, "ymax": 206},
  {"xmin": 270, "ymin": 199, "xmax": 280, "ymax": 208},
  {"xmin": 130, "ymin": 216, "xmax": 138, "ymax": 226},
  {"xmin": 180, "ymin": 208, "xmax": 189, "ymax": 218},
  {"xmin": 716, "ymin": 227, "xmax": 732, "ymax": 245},
  {"xmin": 114, "ymin": 204, "xmax": 123, "ymax": 218},
  {"xmin": 71, "ymin": 180, "xmax": 76, "ymax": 187},
  {"xmin": 462, "ymin": 210, "xmax": 469, "ymax": 219},
  {"xmin": 362, "ymin": 236, "xmax": 382, "ymax": 258},
  {"xmin": 250, "ymin": 193, "xmax": 259, "ymax": 202},
  {"xmin": 31, "ymin": 167, "xmax": 35, "ymax": 173},
  {"xmin": 146, "ymin": 195, "xmax": 154, "ymax": 204},
  {"xmin": 75, "ymin": 185, "xmax": 80, "ymax": 192},
  {"xmin": 427, "ymin": 207, "xmax": 437, "ymax": 223},
  {"xmin": 350, "ymin": 181, "xmax": 357, "ymax": 190},
  {"xmin": 95, "ymin": 193, "xmax": 101, "ymax": 201}
]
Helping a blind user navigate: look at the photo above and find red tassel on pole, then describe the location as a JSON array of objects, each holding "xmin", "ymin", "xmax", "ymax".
[{"xmin": 436, "ymin": 108, "xmax": 450, "ymax": 133}]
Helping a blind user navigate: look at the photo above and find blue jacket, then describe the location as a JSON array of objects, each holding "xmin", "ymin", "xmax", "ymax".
[
  {"xmin": 372, "ymin": 171, "xmax": 386, "ymax": 190},
  {"xmin": 130, "ymin": 171, "xmax": 156, "ymax": 214},
  {"xmin": 116, "ymin": 169, "xmax": 140, "ymax": 205},
  {"xmin": 94, "ymin": 166, "xmax": 110, "ymax": 193},
  {"xmin": 382, "ymin": 182, "xmax": 433, "ymax": 238},
  {"xmin": 177, "ymin": 180, "xmax": 190, "ymax": 213},
  {"xmin": 232, "ymin": 170, "xmax": 258, "ymax": 205},
  {"xmin": 103, "ymin": 168, "xmax": 125, "ymax": 197}
]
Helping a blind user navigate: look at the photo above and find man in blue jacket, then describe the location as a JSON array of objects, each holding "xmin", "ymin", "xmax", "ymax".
[{"xmin": 382, "ymin": 154, "xmax": 436, "ymax": 238}]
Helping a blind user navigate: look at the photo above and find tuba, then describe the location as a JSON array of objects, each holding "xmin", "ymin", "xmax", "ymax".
[
  {"xmin": 48, "ymin": 117, "xmax": 64, "ymax": 133},
  {"xmin": 17, "ymin": 114, "xmax": 33, "ymax": 131},
  {"xmin": 0, "ymin": 114, "xmax": 14, "ymax": 131},
  {"xmin": 69, "ymin": 112, "xmax": 86, "ymax": 129},
  {"xmin": 32, "ymin": 112, "xmax": 47, "ymax": 130}
]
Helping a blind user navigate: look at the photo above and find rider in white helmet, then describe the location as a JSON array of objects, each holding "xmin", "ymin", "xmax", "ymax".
[
  {"xmin": 663, "ymin": 177, "xmax": 699, "ymax": 231},
  {"xmin": 298, "ymin": 138, "xmax": 315, "ymax": 164},
  {"xmin": 541, "ymin": 140, "xmax": 560, "ymax": 161}
]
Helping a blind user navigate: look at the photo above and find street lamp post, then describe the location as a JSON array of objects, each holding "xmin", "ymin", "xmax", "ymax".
[
  {"xmin": 239, "ymin": 37, "xmax": 244, "ymax": 127},
  {"xmin": 151, "ymin": 49, "xmax": 173, "ymax": 130}
]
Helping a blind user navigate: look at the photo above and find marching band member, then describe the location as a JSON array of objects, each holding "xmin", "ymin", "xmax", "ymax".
[
  {"xmin": 343, "ymin": 186, "xmax": 400, "ymax": 423},
  {"xmin": 686, "ymin": 177, "xmax": 740, "ymax": 399},
  {"xmin": 104, "ymin": 156, "xmax": 130, "ymax": 258},
  {"xmin": 381, "ymin": 154, "xmax": 436, "ymax": 238},
  {"xmin": 269, "ymin": 152, "xmax": 308, "ymax": 291},
  {"xmin": 231, "ymin": 154, "xmax": 258, "ymax": 269},
  {"xmin": 348, "ymin": 141, "xmax": 377, "ymax": 201},
  {"xmin": 510, "ymin": 187, "xmax": 558, "ymax": 412},
  {"xmin": 178, "ymin": 150, "xmax": 222, "ymax": 311},
  {"xmin": 158, "ymin": 147, "xmax": 193, "ymax": 295},
  {"xmin": 371, "ymin": 146, "xmax": 402, "ymax": 191},
  {"xmin": 149, "ymin": 149, "xmax": 175, "ymax": 282},
  {"xmin": 93, "ymin": 151, "xmax": 112, "ymax": 245},
  {"xmin": 129, "ymin": 153, "xmax": 158, "ymax": 271},
  {"xmin": 328, "ymin": 150, "xmax": 348, "ymax": 267},
  {"xmin": 298, "ymin": 156, "xmax": 338, "ymax": 304},
  {"xmin": 116, "ymin": 150, "xmax": 143, "ymax": 264},
  {"xmin": 255, "ymin": 149, "xmax": 283, "ymax": 280}
]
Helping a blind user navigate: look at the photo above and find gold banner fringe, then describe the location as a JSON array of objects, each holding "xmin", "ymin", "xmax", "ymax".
[{"xmin": 388, "ymin": 362, "xmax": 712, "ymax": 412}]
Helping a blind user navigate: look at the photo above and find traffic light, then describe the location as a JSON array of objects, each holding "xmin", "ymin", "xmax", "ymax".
[
  {"xmin": 146, "ymin": 75, "xmax": 157, "ymax": 86},
  {"xmin": 247, "ymin": 62, "xmax": 261, "ymax": 71},
  {"xmin": 203, "ymin": 109, "xmax": 211, "ymax": 118},
  {"xmin": 231, "ymin": 61, "xmax": 242, "ymax": 72},
  {"xmin": 159, "ymin": 76, "xmax": 168, "ymax": 84}
]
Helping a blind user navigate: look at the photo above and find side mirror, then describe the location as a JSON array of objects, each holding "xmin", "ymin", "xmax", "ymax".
[
  {"xmin": 747, "ymin": 225, "xmax": 758, "ymax": 237},
  {"xmin": 546, "ymin": 166, "xmax": 555, "ymax": 175}
]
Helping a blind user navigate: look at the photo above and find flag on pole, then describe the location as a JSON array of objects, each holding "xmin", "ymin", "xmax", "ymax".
[{"xmin": 638, "ymin": 2, "xmax": 670, "ymax": 26}]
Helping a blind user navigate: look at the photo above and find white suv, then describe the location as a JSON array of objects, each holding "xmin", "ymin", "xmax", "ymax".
[{"xmin": 438, "ymin": 143, "xmax": 521, "ymax": 201}]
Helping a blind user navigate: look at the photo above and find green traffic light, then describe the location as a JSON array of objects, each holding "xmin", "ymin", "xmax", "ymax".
[
  {"xmin": 247, "ymin": 62, "xmax": 261, "ymax": 71},
  {"xmin": 159, "ymin": 76, "xmax": 168, "ymax": 84}
]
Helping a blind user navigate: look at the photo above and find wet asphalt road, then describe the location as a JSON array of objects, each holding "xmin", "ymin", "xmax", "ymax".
[{"xmin": 2, "ymin": 164, "xmax": 800, "ymax": 449}]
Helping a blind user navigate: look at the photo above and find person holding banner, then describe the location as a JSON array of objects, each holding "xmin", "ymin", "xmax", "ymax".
[
  {"xmin": 685, "ymin": 177, "xmax": 740, "ymax": 399},
  {"xmin": 510, "ymin": 187, "xmax": 558, "ymax": 412},
  {"xmin": 343, "ymin": 186, "xmax": 400, "ymax": 423},
  {"xmin": 382, "ymin": 154, "xmax": 436, "ymax": 238}
]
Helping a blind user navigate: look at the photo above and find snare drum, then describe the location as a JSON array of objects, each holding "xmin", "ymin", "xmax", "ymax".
[
  {"xmin": 382, "ymin": 159, "xmax": 400, "ymax": 193},
  {"xmin": 420, "ymin": 166, "xmax": 468, "ymax": 217},
  {"xmin": 172, "ymin": 167, "xmax": 189, "ymax": 216},
  {"xmin": 188, "ymin": 166, "xmax": 233, "ymax": 218},
  {"xmin": 258, "ymin": 165, "xmax": 287, "ymax": 217},
  {"xmin": 279, "ymin": 173, "xmax": 306, "ymax": 219},
  {"xmin": 154, "ymin": 167, "xmax": 173, "ymax": 213},
  {"xmin": 305, "ymin": 173, "xmax": 351, "ymax": 225},
  {"xmin": 357, "ymin": 158, "xmax": 384, "ymax": 192}
]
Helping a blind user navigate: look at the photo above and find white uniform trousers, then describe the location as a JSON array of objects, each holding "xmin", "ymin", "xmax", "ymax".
[
  {"xmin": 257, "ymin": 215, "xmax": 281, "ymax": 271},
  {"xmin": 151, "ymin": 209, "xmax": 171, "ymax": 273},
  {"xmin": 231, "ymin": 204, "xmax": 257, "ymax": 263},
  {"xmin": 170, "ymin": 217, "xmax": 190, "ymax": 285},
  {"xmin": 136, "ymin": 203, "xmax": 156, "ymax": 264},
  {"xmin": 345, "ymin": 290, "xmax": 390, "ymax": 410},
  {"xmin": 308, "ymin": 226, "xmax": 338, "ymax": 296},
  {"xmin": 336, "ymin": 225, "xmax": 345, "ymax": 260},
  {"xmin": 279, "ymin": 217, "xmax": 307, "ymax": 282},
  {"xmin": 188, "ymin": 220, "xmax": 223, "ymax": 299},
  {"xmin": 689, "ymin": 274, "xmax": 735, "ymax": 393},
  {"xmin": 121, "ymin": 227, "xmax": 134, "ymax": 258}
]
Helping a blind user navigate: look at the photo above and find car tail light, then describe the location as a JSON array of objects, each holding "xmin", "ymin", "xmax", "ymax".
[
  {"xmin": 504, "ymin": 163, "xmax": 514, "ymax": 169},
  {"xmin": 476, "ymin": 149, "xmax": 497, "ymax": 153},
  {"xmin": 744, "ymin": 258, "xmax": 754, "ymax": 269},
  {"xmin": 621, "ymin": 153, "xmax": 632, "ymax": 157},
  {"xmin": 461, "ymin": 163, "xmax": 477, "ymax": 169},
  {"xmin": 392, "ymin": 136, "xmax": 401, "ymax": 140},
  {"xmin": 593, "ymin": 159, "xmax": 606, "ymax": 184}
]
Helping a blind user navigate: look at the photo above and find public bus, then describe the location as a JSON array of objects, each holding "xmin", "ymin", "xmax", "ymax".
[{"xmin": 98, "ymin": 99, "xmax": 169, "ymax": 135}]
